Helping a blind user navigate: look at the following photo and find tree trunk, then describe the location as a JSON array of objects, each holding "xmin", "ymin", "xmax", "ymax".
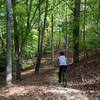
[
  {"xmin": 35, "ymin": 0, "xmax": 41, "ymax": 73},
  {"xmin": 63, "ymin": 3, "xmax": 68, "ymax": 54},
  {"xmin": 6, "ymin": 0, "xmax": 12, "ymax": 85},
  {"xmin": 73, "ymin": 0, "xmax": 81, "ymax": 63},
  {"xmin": 51, "ymin": 14, "xmax": 55, "ymax": 64},
  {"xmin": 35, "ymin": 0, "xmax": 48, "ymax": 73},
  {"xmin": 83, "ymin": 0, "xmax": 89, "ymax": 59},
  {"xmin": 12, "ymin": 0, "xmax": 21, "ymax": 80}
]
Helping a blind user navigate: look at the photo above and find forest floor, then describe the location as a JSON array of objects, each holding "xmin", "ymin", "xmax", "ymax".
[{"xmin": 0, "ymin": 52, "xmax": 100, "ymax": 100}]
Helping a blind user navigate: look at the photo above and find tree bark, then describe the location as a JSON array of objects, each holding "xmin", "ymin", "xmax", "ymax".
[
  {"xmin": 12, "ymin": 0, "xmax": 21, "ymax": 80},
  {"xmin": 35, "ymin": 0, "xmax": 48, "ymax": 73},
  {"xmin": 6, "ymin": 0, "xmax": 12, "ymax": 85},
  {"xmin": 73, "ymin": 0, "xmax": 81, "ymax": 63},
  {"xmin": 51, "ymin": 14, "xmax": 55, "ymax": 64},
  {"xmin": 83, "ymin": 0, "xmax": 88, "ymax": 59},
  {"xmin": 35, "ymin": 0, "xmax": 41, "ymax": 73},
  {"xmin": 63, "ymin": 3, "xmax": 68, "ymax": 54}
]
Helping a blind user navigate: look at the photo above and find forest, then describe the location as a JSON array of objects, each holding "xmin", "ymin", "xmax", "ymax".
[{"xmin": 0, "ymin": 0, "xmax": 100, "ymax": 100}]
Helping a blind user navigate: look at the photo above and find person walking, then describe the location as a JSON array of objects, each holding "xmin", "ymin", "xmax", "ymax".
[{"xmin": 58, "ymin": 51, "xmax": 68, "ymax": 86}]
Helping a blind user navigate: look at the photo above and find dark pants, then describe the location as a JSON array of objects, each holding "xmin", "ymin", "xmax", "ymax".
[{"xmin": 58, "ymin": 65, "xmax": 67, "ymax": 83}]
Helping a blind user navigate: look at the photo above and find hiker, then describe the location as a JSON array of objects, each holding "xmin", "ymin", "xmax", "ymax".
[{"xmin": 58, "ymin": 51, "xmax": 68, "ymax": 84}]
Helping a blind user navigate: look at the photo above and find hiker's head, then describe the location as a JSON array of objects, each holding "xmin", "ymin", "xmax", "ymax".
[{"xmin": 60, "ymin": 51, "xmax": 64, "ymax": 56}]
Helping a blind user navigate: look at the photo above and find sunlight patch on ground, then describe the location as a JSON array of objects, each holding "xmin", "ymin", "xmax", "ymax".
[
  {"xmin": 0, "ymin": 85, "xmax": 89, "ymax": 100},
  {"xmin": 44, "ymin": 86, "xmax": 89, "ymax": 100},
  {"xmin": 21, "ymin": 69, "xmax": 34, "ymax": 75}
]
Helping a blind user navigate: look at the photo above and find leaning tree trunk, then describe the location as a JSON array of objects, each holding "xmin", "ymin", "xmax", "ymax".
[
  {"xmin": 73, "ymin": 0, "xmax": 81, "ymax": 63},
  {"xmin": 6, "ymin": 0, "xmax": 12, "ymax": 85},
  {"xmin": 12, "ymin": 0, "xmax": 21, "ymax": 80}
]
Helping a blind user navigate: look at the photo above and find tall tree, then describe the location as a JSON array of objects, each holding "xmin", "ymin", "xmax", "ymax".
[
  {"xmin": 51, "ymin": 14, "xmax": 55, "ymax": 64},
  {"xmin": 50, "ymin": 0, "xmax": 55, "ymax": 64},
  {"xmin": 12, "ymin": 0, "xmax": 21, "ymax": 80},
  {"xmin": 63, "ymin": 3, "xmax": 68, "ymax": 54},
  {"xmin": 73, "ymin": 0, "xmax": 81, "ymax": 63},
  {"xmin": 35, "ymin": 0, "xmax": 49, "ymax": 73},
  {"xmin": 6, "ymin": 0, "xmax": 12, "ymax": 85},
  {"xmin": 83, "ymin": 0, "xmax": 88, "ymax": 59},
  {"xmin": 35, "ymin": 0, "xmax": 41, "ymax": 73}
]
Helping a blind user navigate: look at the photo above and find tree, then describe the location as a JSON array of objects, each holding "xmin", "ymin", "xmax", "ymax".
[
  {"xmin": 51, "ymin": 14, "xmax": 55, "ymax": 64},
  {"xmin": 83, "ymin": 0, "xmax": 89, "ymax": 59},
  {"xmin": 73, "ymin": 0, "xmax": 81, "ymax": 63},
  {"xmin": 6, "ymin": 0, "xmax": 13, "ymax": 85},
  {"xmin": 12, "ymin": 0, "xmax": 21, "ymax": 80},
  {"xmin": 35, "ymin": 0, "xmax": 49, "ymax": 73},
  {"xmin": 35, "ymin": 0, "xmax": 41, "ymax": 73},
  {"xmin": 63, "ymin": 2, "xmax": 68, "ymax": 54}
]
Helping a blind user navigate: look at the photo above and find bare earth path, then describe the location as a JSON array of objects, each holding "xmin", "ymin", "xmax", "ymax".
[
  {"xmin": 0, "ymin": 54, "xmax": 100, "ymax": 100},
  {"xmin": 0, "ymin": 67, "xmax": 89, "ymax": 100}
]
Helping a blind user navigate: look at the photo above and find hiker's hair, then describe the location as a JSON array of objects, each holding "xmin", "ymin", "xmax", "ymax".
[{"xmin": 60, "ymin": 51, "xmax": 64, "ymax": 55}]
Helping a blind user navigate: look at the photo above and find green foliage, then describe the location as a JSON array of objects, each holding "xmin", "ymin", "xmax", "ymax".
[
  {"xmin": 0, "ymin": 53, "xmax": 6, "ymax": 65},
  {"xmin": 80, "ymin": 32, "xmax": 99, "ymax": 49},
  {"xmin": 0, "ymin": 0, "xmax": 100, "ymax": 70},
  {"xmin": 23, "ymin": 30, "xmax": 38, "ymax": 57}
]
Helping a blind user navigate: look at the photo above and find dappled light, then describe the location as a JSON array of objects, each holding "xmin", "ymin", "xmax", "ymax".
[
  {"xmin": 0, "ymin": 84, "xmax": 89, "ymax": 100},
  {"xmin": 0, "ymin": 60, "xmax": 100, "ymax": 99}
]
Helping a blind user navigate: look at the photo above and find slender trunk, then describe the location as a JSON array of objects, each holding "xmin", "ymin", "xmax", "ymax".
[
  {"xmin": 64, "ymin": 4, "xmax": 68, "ymax": 54},
  {"xmin": 73, "ymin": 0, "xmax": 81, "ymax": 63},
  {"xmin": 35, "ymin": 0, "xmax": 48, "ymax": 73},
  {"xmin": 12, "ymin": 0, "xmax": 21, "ymax": 80},
  {"xmin": 57, "ymin": 33, "xmax": 61, "ymax": 49},
  {"xmin": 6, "ymin": 0, "xmax": 12, "ymax": 85},
  {"xmin": 83, "ymin": 0, "xmax": 88, "ymax": 59},
  {"xmin": 35, "ymin": 0, "xmax": 41, "ymax": 73},
  {"xmin": 51, "ymin": 14, "xmax": 55, "ymax": 63}
]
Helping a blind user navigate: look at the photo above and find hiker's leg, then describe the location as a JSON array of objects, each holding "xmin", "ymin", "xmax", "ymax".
[{"xmin": 58, "ymin": 67, "xmax": 61, "ymax": 83}]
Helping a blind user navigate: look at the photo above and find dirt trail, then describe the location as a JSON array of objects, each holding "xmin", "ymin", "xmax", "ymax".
[{"xmin": 0, "ymin": 53, "xmax": 100, "ymax": 100}]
